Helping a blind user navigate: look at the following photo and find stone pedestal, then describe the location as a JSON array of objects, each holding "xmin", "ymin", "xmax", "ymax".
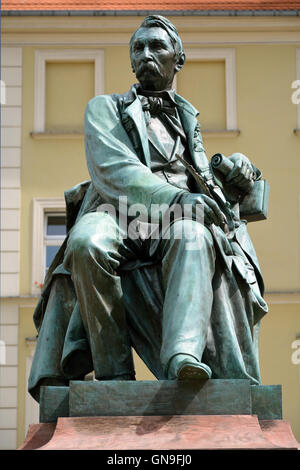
[{"xmin": 19, "ymin": 380, "xmax": 300, "ymax": 450}]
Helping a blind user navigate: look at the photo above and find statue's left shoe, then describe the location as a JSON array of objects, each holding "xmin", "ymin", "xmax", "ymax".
[{"xmin": 167, "ymin": 354, "xmax": 212, "ymax": 380}]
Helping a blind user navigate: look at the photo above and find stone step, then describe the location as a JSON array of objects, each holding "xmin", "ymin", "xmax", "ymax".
[
  {"xmin": 21, "ymin": 380, "xmax": 299, "ymax": 451},
  {"xmin": 69, "ymin": 379, "xmax": 251, "ymax": 418},
  {"xmin": 39, "ymin": 379, "xmax": 282, "ymax": 423}
]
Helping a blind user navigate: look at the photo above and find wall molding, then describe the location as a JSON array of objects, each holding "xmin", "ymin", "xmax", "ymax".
[
  {"xmin": 4, "ymin": 33, "xmax": 300, "ymax": 47},
  {"xmin": 30, "ymin": 131, "xmax": 84, "ymax": 140},
  {"xmin": 0, "ymin": 302, "xmax": 19, "ymax": 450},
  {"xmin": 34, "ymin": 48, "xmax": 104, "ymax": 133},
  {"xmin": 184, "ymin": 47, "xmax": 237, "ymax": 131},
  {"xmin": 265, "ymin": 291, "xmax": 300, "ymax": 304},
  {"xmin": 202, "ymin": 129, "xmax": 240, "ymax": 138},
  {"xmin": 25, "ymin": 338, "xmax": 39, "ymax": 434},
  {"xmin": 2, "ymin": 15, "xmax": 300, "ymax": 48},
  {"xmin": 2, "ymin": 15, "xmax": 300, "ymax": 33},
  {"xmin": 0, "ymin": 47, "xmax": 22, "ymax": 298}
]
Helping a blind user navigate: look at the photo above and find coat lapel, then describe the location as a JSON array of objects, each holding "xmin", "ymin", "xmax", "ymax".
[
  {"xmin": 122, "ymin": 88, "xmax": 151, "ymax": 168},
  {"xmin": 175, "ymin": 95, "xmax": 198, "ymax": 152},
  {"xmin": 175, "ymin": 94, "xmax": 209, "ymax": 173}
]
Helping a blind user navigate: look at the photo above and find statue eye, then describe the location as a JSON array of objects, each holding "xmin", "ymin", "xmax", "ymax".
[
  {"xmin": 151, "ymin": 41, "xmax": 165, "ymax": 50},
  {"xmin": 133, "ymin": 43, "xmax": 144, "ymax": 52}
]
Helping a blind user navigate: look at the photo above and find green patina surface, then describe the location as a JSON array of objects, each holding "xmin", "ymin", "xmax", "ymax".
[
  {"xmin": 29, "ymin": 16, "xmax": 270, "ymax": 408},
  {"xmin": 40, "ymin": 386, "xmax": 70, "ymax": 424},
  {"xmin": 251, "ymin": 384, "xmax": 282, "ymax": 420},
  {"xmin": 39, "ymin": 380, "xmax": 282, "ymax": 423}
]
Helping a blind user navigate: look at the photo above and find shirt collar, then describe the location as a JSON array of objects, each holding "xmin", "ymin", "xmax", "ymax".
[
  {"xmin": 135, "ymin": 84, "xmax": 177, "ymax": 106},
  {"xmin": 129, "ymin": 83, "xmax": 198, "ymax": 117}
]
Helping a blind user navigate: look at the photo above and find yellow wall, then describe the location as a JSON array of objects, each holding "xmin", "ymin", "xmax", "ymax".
[
  {"xmin": 177, "ymin": 60, "xmax": 226, "ymax": 129},
  {"xmin": 45, "ymin": 61, "xmax": 95, "ymax": 131},
  {"xmin": 105, "ymin": 45, "xmax": 135, "ymax": 95}
]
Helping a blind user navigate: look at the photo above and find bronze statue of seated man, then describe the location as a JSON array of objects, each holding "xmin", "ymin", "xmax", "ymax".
[{"xmin": 29, "ymin": 15, "xmax": 268, "ymax": 402}]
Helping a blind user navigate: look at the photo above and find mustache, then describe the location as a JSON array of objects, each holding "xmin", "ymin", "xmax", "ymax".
[{"xmin": 136, "ymin": 61, "xmax": 163, "ymax": 78}]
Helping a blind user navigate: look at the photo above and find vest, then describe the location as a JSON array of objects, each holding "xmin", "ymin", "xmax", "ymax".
[{"xmin": 145, "ymin": 111, "xmax": 195, "ymax": 192}]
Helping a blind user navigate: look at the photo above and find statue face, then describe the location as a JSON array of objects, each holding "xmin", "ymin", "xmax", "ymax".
[{"xmin": 130, "ymin": 27, "xmax": 180, "ymax": 91}]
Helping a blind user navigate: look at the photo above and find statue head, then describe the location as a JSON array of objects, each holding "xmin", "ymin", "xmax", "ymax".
[{"xmin": 129, "ymin": 15, "xmax": 186, "ymax": 91}]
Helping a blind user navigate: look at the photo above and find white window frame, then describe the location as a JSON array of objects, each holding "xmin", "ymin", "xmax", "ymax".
[
  {"xmin": 44, "ymin": 212, "xmax": 67, "ymax": 273},
  {"xmin": 31, "ymin": 198, "xmax": 65, "ymax": 295},
  {"xmin": 33, "ymin": 49, "xmax": 105, "ymax": 133},
  {"xmin": 178, "ymin": 48, "xmax": 237, "ymax": 131}
]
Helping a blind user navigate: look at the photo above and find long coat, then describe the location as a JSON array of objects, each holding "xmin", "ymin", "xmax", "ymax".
[{"xmin": 29, "ymin": 85, "xmax": 268, "ymax": 401}]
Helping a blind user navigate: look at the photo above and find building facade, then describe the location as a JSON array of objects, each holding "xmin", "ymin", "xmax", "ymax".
[{"xmin": 1, "ymin": 2, "xmax": 300, "ymax": 448}]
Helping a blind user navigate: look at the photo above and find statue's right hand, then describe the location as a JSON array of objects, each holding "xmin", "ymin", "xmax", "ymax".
[{"xmin": 179, "ymin": 193, "xmax": 225, "ymax": 227}]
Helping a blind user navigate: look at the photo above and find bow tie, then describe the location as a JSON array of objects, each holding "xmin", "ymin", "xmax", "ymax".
[{"xmin": 139, "ymin": 95, "xmax": 177, "ymax": 117}]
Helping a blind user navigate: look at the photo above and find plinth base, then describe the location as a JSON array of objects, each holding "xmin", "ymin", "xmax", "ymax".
[
  {"xmin": 19, "ymin": 380, "xmax": 299, "ymax": 451},
  {"xmin": 20, "ymin": 414, "xmax": 299, "ymax": 450}
]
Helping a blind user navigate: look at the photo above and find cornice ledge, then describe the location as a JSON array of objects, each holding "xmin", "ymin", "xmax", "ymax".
[
  {"xmin": 30, "ymin": 130, "xmax": 84, "ymax": 139},
  {"xmin": 202, "ymin": 129, "xmax": 240, "ymax": 138}
]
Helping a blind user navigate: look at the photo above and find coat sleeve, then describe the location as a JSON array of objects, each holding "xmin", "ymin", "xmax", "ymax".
[{"xmin": 84, "ymin": 95, "xmax": 183, "ymax": 223}]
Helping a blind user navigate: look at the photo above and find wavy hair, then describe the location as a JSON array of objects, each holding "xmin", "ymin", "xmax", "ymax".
[{"xmin": 129, "ymin": 15, "xmax": 185, "ymax": 60}]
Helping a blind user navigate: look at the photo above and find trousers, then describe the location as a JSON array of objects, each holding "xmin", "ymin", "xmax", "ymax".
[{"xmin": 63, "ymin": 211, "xmax": 216, "ymax": 380}]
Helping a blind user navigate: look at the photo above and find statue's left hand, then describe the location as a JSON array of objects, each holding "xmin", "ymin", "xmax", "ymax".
[{"xmin": 225, "ymin": 153, "xmax": 255, "ymax": 193}]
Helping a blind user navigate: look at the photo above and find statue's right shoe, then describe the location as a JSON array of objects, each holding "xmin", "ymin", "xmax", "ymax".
[{"xmin": 167, "ymin": 354, "xmax": 212, "ymax": 380}]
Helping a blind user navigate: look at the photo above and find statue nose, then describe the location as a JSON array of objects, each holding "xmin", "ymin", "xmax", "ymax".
[{"xmin": 141, "ymin": 47, "xmax": 153, "ymax": 62}]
